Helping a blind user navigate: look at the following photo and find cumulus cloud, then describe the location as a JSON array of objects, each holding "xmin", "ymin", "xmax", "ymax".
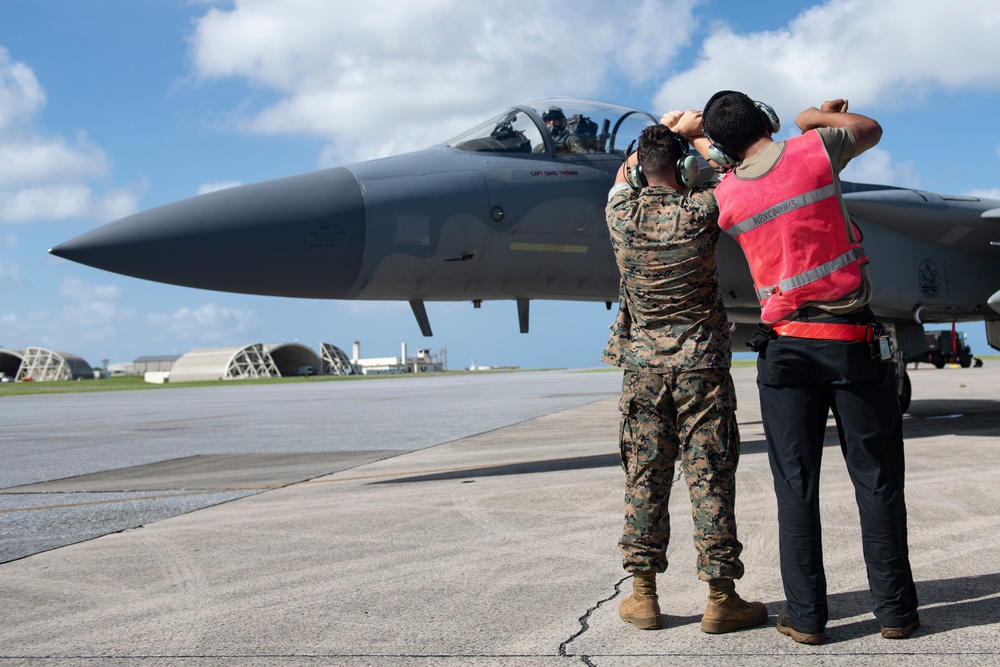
[
  {"xmin": 842, "ymin": 147, "xmax": 920, "ymax": 188},
  {"xmin": 59, "ymin": 276, "xmax": 129, "ymax": 321},
  {"xmin": 147, "ymin": 302, "xmax": 257, "ymax": 342},
  {"xmin": 53, "ymin": 277, "xmax": 136, "ymax": 345},
  {"xmin": 0, "ymin": 185, "xmax": 92, "ymax": 223},
  {"xmin": 0, "ymin": 276, "xmax": 134, "ymax": 355},
  {"xmin": 652, "ymin": 0, "xmax": 1000, "ymax": 114},
  {"xmin": 0, "ymin": 132, "xmax": 108, "ymax": 188},
  {"xmin": 90, "ymin": 187, "xmax": 144, "ymax": 223},
  {"xmin": 0, "ymin": 184, "xmax": 142, "ymax": 225},
  {"xmin": 0, "ymin": 48, "xmax": 139, "ymax": 224},
  {"xmin": 188, "ymin": 0, "xmax": 699, "ymax": 161},
  {"xmin": 0, "ymin": 47, "xmax": 44, "ymax": 133}
]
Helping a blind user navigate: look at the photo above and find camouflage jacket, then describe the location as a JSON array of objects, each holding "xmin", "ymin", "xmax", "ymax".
[{"xmin": 601, "ymin": 183, "xmax": 732, "ymax": 372}]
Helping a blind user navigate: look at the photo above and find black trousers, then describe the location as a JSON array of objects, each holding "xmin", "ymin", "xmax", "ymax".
[{"xmin": 757, "ymin": 328, "xmax": 919, "ymax": 633}]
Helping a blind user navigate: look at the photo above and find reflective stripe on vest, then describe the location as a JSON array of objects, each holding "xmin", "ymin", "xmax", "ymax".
[
  {"xmin": 726, "ymin": 183, "xmax": 837, "ymax": 237},
  {"xmin": 754, "ymin": 246, "xmax": 866, "ymax": 300}
]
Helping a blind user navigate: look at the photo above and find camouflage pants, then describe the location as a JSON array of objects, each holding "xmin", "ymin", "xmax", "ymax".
[{"xmin": 618, "ymin": 368, "xmax": 744, "ymax": 580}]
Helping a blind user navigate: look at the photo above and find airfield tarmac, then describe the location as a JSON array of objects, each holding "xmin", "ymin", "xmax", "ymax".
[{"xmin": 1, "ymin": 365, "xmax": 999, "ymax": 665}]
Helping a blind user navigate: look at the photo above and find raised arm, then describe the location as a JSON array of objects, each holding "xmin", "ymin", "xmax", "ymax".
[
  {"xmin": 668, "ymin": 109, "xmax": 712, "ymax": 158},
  {"xmin": 659, "ymin": 108, "xmax": 716, "ymax": 166},
  {"xmin": 795, "ymin": 99, "xmax": 882, "ymax": 156}
]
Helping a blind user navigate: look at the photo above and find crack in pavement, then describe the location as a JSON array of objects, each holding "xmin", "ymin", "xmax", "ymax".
[{"xmin": 559, "ymin": 574, "xmax": 630, "ymax": 665}]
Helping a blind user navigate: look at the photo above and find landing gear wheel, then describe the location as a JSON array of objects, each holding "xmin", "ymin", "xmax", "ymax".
[{"xmin": 898, "ymin": 369, "xmax": 911, "ymax": 414}]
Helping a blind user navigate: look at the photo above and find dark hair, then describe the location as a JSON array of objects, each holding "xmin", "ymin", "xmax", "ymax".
[
  {"xmin": 703, "ymin": 91, "xmax": 769, "ymax": 157},
  {"xmin": 637, "ymin": 125, "xmax": 684, "ymax": 181}
]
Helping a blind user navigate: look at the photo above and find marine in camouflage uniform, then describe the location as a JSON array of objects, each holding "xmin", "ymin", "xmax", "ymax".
[
  {"xmin": 603, "ymin": 118, "xmax": 764, "ymax": 633},
  {"xmin": 603, "ymin": 178, "xmax": 742, "ymax": 580}
]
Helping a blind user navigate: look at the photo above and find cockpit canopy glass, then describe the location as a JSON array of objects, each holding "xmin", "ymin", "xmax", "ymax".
[
  {"xmin": 446, "ymin": 98, "xmax": 657, "ymax": 158},
  {"xmin": 448, "ymin": 108, "xmax": 543, "ymax": 155}
]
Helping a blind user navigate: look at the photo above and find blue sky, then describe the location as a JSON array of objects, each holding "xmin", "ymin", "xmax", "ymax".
[{"xmin": 2, "ymin": 0, "xmax": 999, "ymax": 370}]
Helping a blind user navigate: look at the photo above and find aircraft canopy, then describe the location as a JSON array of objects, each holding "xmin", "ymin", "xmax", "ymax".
[{"xmin": 447, "ymin": 98, "xmax": 657, "ymax": 157}]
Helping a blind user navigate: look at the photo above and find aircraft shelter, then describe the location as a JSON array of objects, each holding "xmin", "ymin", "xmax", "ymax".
[
  {"xmin": 165, "ymin": 342, "xmax": 356, "ymax": 382},
  {"xmin": 0, "ymin": 341, "xmax": 418, "ymax": 383},
  {"xmin": 0, "ymin": 347, "xmax": 94, "ymax": 382}
]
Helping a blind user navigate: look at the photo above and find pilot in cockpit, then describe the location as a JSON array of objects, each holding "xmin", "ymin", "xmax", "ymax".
[{"xmin": 534, "ymin": 106, "xmax": 586, "ymax": 155}]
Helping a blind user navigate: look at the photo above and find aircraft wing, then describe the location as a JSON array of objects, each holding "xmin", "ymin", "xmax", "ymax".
[{"xmin": 842, "ymin": 182, "xmax": 1000, "ymax": 260}]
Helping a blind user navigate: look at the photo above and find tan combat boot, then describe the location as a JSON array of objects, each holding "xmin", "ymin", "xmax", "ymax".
[
  {"xmin": 700, "ymin": 578, "xmax": 768, "ymax": 634},
  {"xmin": 619, "ymin": 571, "xmax": 661, "ymax": 630}
]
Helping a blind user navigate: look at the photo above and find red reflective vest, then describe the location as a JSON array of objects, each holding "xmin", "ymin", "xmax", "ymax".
[{"xmin": 715, "ymin": 131, "xmax": 867, "ymax": 323}]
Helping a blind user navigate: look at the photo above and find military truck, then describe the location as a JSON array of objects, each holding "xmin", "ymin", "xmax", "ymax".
[{"xmin": 920, "ymin": 330, "xmax": 974, "ymax": 368}]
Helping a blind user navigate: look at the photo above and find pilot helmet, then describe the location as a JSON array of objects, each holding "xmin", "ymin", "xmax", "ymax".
[{"xmin": 542, "ymin": 106, "xmax": 566, "ymax": 136}]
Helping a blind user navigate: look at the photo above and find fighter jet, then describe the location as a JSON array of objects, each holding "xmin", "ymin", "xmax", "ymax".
[{"xmin": 50, "ymin": 97, "xmax": 1000, "ymax": 411}]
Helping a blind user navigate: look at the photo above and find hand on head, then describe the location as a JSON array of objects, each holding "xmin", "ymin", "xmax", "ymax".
[
  {"xmin": 660, "ymin": 110, "xmax": 683, "ymax": 129},
  {"xmin": 670, "ymin": 110, "xmax": 705, "ymax": 139}
]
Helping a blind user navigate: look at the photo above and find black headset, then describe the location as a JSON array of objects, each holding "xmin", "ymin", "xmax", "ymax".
[
  {"xmin": 702, "ymin": 90, "xmax": 780, "ymax": 170},
  {"xmin": 627, "ymin": 131, "xmax": 701, "ymax": 190}
]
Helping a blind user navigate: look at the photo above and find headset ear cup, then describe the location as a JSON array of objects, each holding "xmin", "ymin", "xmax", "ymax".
[
  {"xmin": 755, "ymin": 101, "xmax": 781, "ymax": 134},
  {"xmin": 707, "ymin": 142, "xmax": 739, "ymax": 169},
  {"xmin": 676, "ymin": 154, "xmax": 701, "ymax": 188},
  {"xmin": 630, "ymin": 163, "xmax": 647, "ymax": 189}
]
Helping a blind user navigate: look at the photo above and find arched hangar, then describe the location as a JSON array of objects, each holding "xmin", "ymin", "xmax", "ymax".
[
  {"xmin": 0, "ymin": 347, "xmax": 94, "ymax": 382},
  {"xmin": 167, "ymin": 343, "xmax": 324, "ymax": 382},
  {"xmin": 264, "ymin": 343, "xmax": 323, "ymax": 377},
  {"xmin": 0, "ymin": 349, "xmax": 24, "ymax": 379}
]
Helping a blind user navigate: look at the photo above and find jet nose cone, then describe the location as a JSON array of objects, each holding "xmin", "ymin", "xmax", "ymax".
[{"xmin": 50, "ymin": 167, "xmax": 366, "ymax": 299}]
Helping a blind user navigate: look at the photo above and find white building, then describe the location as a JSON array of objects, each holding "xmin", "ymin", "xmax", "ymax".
[{"xmin": 351, "ymin": 341, "xmax": 446, "ymax": 375}]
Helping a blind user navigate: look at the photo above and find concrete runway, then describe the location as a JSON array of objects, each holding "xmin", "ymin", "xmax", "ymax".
[
  {"xmin": 1, "ymin": 365, "xmax": 999, "ymax": 665},
  {"xmin": 0, "ymin": 370, "xmax": 623, "ymax": 563}
]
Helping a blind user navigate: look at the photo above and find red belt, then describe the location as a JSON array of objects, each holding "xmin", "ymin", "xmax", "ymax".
[{"xmin": 771, "ymin": 321, "xmax": 876, "ymax": 342}]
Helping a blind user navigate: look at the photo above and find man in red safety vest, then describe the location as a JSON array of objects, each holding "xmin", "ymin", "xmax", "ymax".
[{"xmin": 699, "ymin": 92, "xmax": 919, "ymax": 645}]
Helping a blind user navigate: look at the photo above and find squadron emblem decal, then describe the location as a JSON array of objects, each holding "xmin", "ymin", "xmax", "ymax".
[{"xmin": 918, "ymin": 258, "xmax": 940, "ymax": 298}]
